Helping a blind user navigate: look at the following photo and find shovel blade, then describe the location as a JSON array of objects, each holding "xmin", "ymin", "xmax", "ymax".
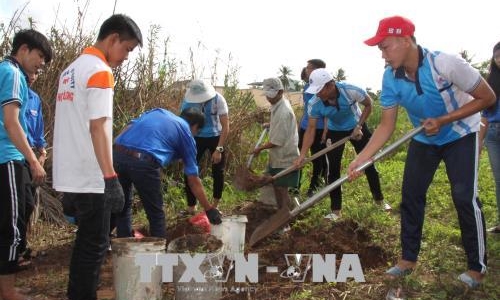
[
  {"xmin": 257, "ymin": 184, "xmax": 278, "ymax": 207},
  {"xmin": 248, "ymin": 208, "xmax": 292, "ymax": 247}
]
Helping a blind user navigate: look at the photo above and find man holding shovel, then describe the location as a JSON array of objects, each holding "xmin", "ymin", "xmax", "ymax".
[
  {"xmin": 252, "ymin": 78, "xmax": 300, "ymax": 215},
  {"xmin": 295, "ymin": 68, "xmax": 390, "ymax": 221},
  {"xmin": 348, "ymin": 15, "xmax": 495, "ymax": 288}
]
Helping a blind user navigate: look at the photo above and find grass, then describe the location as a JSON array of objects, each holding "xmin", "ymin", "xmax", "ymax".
[{"xmin": 3, "ymin": 7, "xmax": 499, "ymax": 299}]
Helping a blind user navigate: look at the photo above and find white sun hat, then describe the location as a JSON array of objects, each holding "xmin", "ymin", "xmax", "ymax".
[{"xmin": 184, "ymin": 79, "xmax": 217, "ymax": 103}]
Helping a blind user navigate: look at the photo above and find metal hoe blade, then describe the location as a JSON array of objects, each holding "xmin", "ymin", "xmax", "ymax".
[{"xmin": 248, "ymin": 126, "xmax": 424, "ymax": 247}]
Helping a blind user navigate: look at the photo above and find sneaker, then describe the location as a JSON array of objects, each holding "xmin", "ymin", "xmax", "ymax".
[
  {"xmin": 280, "ymin": 225, "xmax": 291, "ymax": 234},
  {"xmin": 376, "ymin": 200, "xmax": 392, "ymax": 211},
  {"xmin": 487, "ymin": 225, "xmax": 500, "ymax": 234},
  {"xmin": 458, "ymin": 272, "xmax": 482, "ymax": 289},
  {"xmin": 324, "ymin": 212, "xmax": 341, "ymax": 221}
]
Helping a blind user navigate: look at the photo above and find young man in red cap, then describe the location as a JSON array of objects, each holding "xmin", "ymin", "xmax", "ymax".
[{"xmin": 348, "ymin": 15, "xmax": 495, "ymax": 288}]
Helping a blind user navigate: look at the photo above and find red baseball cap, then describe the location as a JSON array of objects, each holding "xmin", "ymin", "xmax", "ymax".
[{"xmin": 364, "ymin": 16, "xmax": 415, "ymax": 46}]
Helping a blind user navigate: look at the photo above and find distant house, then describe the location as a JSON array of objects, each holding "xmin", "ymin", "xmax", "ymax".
[
  {"xmin": 173, "ymin": 80, "xmax": 303, "ymax": 109},
  {"xmin": 214, "ymin": 86, "xmax": 303, "ymax": 109}
]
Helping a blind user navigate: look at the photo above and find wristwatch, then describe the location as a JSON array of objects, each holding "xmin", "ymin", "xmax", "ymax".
[{"xmin": 216, "ymin": 146, "xmax": 224, "ymax": 153}]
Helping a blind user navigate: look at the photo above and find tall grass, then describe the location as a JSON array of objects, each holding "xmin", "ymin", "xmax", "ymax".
[{"xmin": 1, "ymin": 9, "xmax": 267, "ymax": 224}]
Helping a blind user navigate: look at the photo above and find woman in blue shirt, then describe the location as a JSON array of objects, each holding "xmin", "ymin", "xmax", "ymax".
[{"xmin": 480, "ymin": 41, "xmax": 500, "ymax": 234}]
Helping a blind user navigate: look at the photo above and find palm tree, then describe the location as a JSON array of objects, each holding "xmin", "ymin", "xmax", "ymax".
[
  {"xmin": 460, "ymin": 50, "xmax": 490, "ymax": 78},
  {"xmin": 278, "ymin": 65, "xmax": 293, "ymax": 91},
  {"xmin": 333, "ymin": 68, "xmax": 347, "ymax": 81}
]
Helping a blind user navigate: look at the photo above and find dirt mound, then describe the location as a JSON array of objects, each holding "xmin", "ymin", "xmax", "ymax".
[
  {"xmin": 15, "ymin": 202, "xmax": 389, "ymax": 299},
  {"xmin": 232, "ymin": 201, "xmax": 388, "ymax": 270}
]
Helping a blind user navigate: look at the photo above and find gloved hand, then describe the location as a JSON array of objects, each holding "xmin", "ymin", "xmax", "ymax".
[
  {"xmin": 206, "ymin": 207, "xmax": 222, "ymax": 225},
  {"xmin": 104, "ymin": 176, "xmax": 125, "ymax": 213}
]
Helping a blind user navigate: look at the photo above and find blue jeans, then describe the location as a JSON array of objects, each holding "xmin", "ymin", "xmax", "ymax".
[
  {"xmin": 485, "ymin": 122, "xmax": 500, "ymax": 224},
  {"xmin": 64, "ymin": 193, "xmax": 110, "ymax": 300},
  {"xmin": 113, "ymin": 151, "xmax": 165, "ymax": 238},
  {"xmin": 401, "ymin": 133, "xmax": 487, "ymax": 273}
]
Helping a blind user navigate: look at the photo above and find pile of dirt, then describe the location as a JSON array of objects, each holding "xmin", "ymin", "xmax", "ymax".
[
  {"xmin": 232, "ymin": 201, "xmax": 388, "ymax": 270},
  {"xmin": 15, "ymin": 201, "xmax": 389, "ymax": 300}
]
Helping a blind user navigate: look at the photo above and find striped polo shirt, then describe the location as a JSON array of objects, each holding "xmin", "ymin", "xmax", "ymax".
[{"xmin": 381, "ymin": 46, "xmax": 482, "ymax": 145}]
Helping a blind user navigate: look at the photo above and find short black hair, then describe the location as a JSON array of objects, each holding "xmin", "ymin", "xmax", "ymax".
[
  {"xmin": 300, "ymin": 67, "xmax": 307, "ymax": 81},
  {"xmin": 11, "ymin": 29, "xmax": 52, "ymax": 63},
  {"xmin": 180, "ymin": 107, "xmax": 205, "ymax": 128},
  {"xmin": 307, "ymin": 59, "xmax": 326, "ymax": 69},
  {"xmin": 97, "ymin": 14, "xmax": 143, "ymax": 47}
]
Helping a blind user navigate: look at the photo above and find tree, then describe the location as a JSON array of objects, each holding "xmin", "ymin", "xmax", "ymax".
[
  {"xmin": 333, "ymin": 68, "xmax": 347, "ymax": 81},
  {"xmin": 278, "ymin": 65, "xmax": 293, "ymax": 91},
  {"xmin": 460, "ymin": 50, "xmax": 490, "ymax": 78}
]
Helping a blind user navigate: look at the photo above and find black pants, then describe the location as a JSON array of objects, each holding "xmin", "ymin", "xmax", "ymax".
[
  {"xmin": 298, "ymin": 128, "xmax": 327, "ymax": 192},
  {"xmin": 0, "ymin": 160, "xmax": 30, "ymax": 274},
  {"xmin": 64, "ymin": 193, "xmax": 111, "ymax": 300},
  {"xmin": 326, "ymin": 124, "xmax": 383, "ymax": 211},
  {"xmin": 401, "ymin": 133, "xmax": 486, "ymax": 272},
  {"xmin": 185, "ymin": 136, "xmax": 226, "ymax": 206}
]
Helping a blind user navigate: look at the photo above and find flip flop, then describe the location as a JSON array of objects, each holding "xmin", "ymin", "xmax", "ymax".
[
  {"xmin": 458, "ymin": 272, "xmax": 481, "ymax": 289},
  {"xmin": 386, "ymin": 265, "xmax": 413, "ymax": 278}
]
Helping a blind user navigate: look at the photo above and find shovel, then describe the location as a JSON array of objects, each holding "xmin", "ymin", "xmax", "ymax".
[
  {"xmin": 240, "ymin": 135, "xmax": 352, "ymax": 192},
  {"xmin": 257, "ymin": 136, "xmax": 352, "ymax": 206},
  {"xmin": 248, "ymin": 125, "xmax": 424, "ymax": 247}
]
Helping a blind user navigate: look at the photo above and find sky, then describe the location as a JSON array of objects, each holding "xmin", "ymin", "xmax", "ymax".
[{"xmin": 1, "ymin": 0, "xmax": 499, "ymax": 91}]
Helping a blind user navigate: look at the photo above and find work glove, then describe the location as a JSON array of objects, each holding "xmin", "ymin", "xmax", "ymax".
[
  {"xmin": 104, "ymin": 176, "xmax": 125, "ymax": 213},
  {"xmin": 206, "ymin": 207, "xmax": 222, "ymax": 225}
]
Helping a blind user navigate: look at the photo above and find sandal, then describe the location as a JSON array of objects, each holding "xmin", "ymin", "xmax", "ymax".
[
  {"xmin": 487, "ymin": 226, "xmax": 500, "ymax": 234},
  {"xmin": 458, "ymin": 272, "xmax": 481, "ymax": 289},
  {"xmin": 17, "ymin": 257, "xmax": 33, "ymax": 271},
  {"xmin": 386, "ymin": 265, "xmax": 413, "ymax": 278}
]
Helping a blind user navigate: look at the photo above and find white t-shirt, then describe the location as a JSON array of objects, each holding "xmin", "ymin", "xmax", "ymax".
[{"xmin": 53, "ymin": 46, "xmax": 114, "ymax": 193}]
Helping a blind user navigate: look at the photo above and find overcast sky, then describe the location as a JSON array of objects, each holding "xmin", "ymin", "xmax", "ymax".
[{"xmin": 1, "ymin": 0, "xmax": 499, "ymax": 91}]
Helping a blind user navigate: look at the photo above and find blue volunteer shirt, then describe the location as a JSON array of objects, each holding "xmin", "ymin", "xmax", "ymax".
[
  {"xmin": 481, "ymin": 95, "xmax": 500, "ymax": 123},
  {"xmin": 114, "ymin": 108, "xmax": 199, "ymax": 175},
  {"xmin": 25, "ymin": 88, "xmax": 47, "ymax": 149},
  {"xmin": 180, "ymin": 92, "xmax": 227, "ymax": 138},
  {"xmin": 300, "ymin": 83, "xmax": 324, "ymax": 130},
  {"xmin": 308, "ymin": 82, "xmax": 364, "ymax": 131},
  {"xmin": 0, "ymin": 57, "xmax": 29, "ymax": 163},
  {"xmin": 381, "ymin": 46, "xmax": 482, "ymax": 145}
]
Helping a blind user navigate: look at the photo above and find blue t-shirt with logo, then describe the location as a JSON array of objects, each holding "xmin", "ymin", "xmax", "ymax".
[
  {"xmin": 308, "ymin": 82, "xmax": 365, "ymax": 131},
  {"xmin": 381, "ymin": 46, "xmax": 482, "ymax": 145},
  {"xmin": 0, "ymin": 58, "xmax": 29, "ymax": 163},
  {"xmin": 114, "ymin": 108, "xmax": 199, "ymax": 175}
]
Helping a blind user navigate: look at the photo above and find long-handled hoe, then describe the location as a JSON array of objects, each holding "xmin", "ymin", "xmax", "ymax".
[{"xmin": 248, "ymin": 126, "xmax": 424, "ymax": 247}]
